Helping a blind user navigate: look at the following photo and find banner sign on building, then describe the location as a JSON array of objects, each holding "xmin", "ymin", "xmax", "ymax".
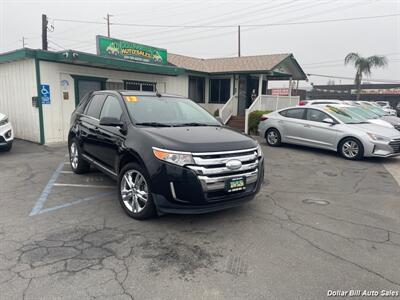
[
  {"xmin": 271, "ymin": 88, "xmax": 289, "ymax": 96},
  {"xmin": 351, "ymin": 88, "xmax": 400, "ymax": 95},
  {"xmin": 96, "ymin": 35, "xmax": 168, "ymax": 65}
]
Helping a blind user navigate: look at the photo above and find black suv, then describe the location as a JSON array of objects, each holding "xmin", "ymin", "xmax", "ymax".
[{"xmin": 68, "ymin": 91, "xmax": 264, "ymax": 219}]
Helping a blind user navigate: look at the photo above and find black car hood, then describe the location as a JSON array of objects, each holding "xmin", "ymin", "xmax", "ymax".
[{"xmin": 141, "ymin": 126, "xmax": 257, "ymax": 152}]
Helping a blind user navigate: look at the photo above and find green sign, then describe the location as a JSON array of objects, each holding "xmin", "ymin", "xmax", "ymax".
[{"xmin": 96, "ymin": 36, "xmax": 167, "ymax": 65}]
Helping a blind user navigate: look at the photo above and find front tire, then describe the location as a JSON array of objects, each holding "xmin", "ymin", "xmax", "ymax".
[
  {"xmin": 118, "ymin": 163, "xmax": 156, "ymax": 220},
  {"xmin": 69, "ymin": 138, "xmax": 90, "ymax": 174},
  {"xmin": 266, "ymin": 128, "xmax": 281, "ymax": 147},
  {"xmin": 339, "ymin": 138, "xmax": 364, "ymax": 160}
]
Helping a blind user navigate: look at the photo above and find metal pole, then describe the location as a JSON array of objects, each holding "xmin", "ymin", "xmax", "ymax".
[
  {"xmin": 238, "ymin": 25, "xmax": 241, "ymax": 57},
  {"xmin": 42, "ymin": 14, "xmax": 48, "ymax": 50},
  {"xmin": 106, "ymin": 14, "xmax": 113, "ymax": 37}
]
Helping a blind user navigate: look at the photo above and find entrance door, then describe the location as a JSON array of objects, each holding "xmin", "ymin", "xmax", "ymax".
[
  {"xmin": 237, "ymin": 75, "xmax": 248, "ymax": 116},
  {"xmin": 77, "ymin": 80, "xmax": 104, "ymax": 104}
]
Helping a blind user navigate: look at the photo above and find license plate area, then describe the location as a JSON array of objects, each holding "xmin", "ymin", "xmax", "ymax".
[{"xmin": 226, "ymin": 177, "xmax": 246, "ymax": 192}]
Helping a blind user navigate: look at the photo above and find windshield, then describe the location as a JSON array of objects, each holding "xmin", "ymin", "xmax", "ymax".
[
  {"xmin": 123, "ymin": 95, "xmax": 221, "ymax": 126},
  {"xmin": 365, "ymin": 106, "xmax": 387, "ymax": 116},
  {"xmin": 323, "ymin": 106, "xmax": 369, "ymax": 124},
  {"xmin": 346, "ymin": 106, "xmax": 379, "ymax": 119}
]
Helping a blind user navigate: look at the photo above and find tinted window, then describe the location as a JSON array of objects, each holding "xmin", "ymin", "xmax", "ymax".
[
  {"xmin": 85, "ymin": 94, "xmax": 106, "ymax": 119},
  {"xmin": 306, "ymin": 109, "xmax": 331, "ymax": 122},
  {"xmin": 285, "ymin": 108, "xmax": 305, "ymax": 119},
  {"xmin": 100, "ymin": 96, "xmax": 123, "ymax": 120}
]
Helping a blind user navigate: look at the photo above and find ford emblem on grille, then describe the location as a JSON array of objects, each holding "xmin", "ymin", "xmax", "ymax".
[{"xmin": 226, "ymin": 160, "xmax": 242, "ymax": 170}]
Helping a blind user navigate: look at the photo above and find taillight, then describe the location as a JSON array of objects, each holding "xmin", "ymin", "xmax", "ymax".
[
  {"xmin": 260, "ymin": 116, "xmax": 268, "ymax": 121},
  {"xmin": 299, "ymin": 101, "xmax": 306, "ymax": 106}
]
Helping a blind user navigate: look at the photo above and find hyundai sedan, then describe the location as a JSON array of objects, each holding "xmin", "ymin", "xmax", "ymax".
[{"xmin": 258, "ymin": 104, "xmax": 400, "ymax": 160}]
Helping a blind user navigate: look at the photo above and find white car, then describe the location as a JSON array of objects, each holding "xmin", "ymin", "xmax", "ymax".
[
  {"xmin": 0, "ymin": 113, "xmax": 14, "ymax": 151},
  {"xmin": 367, "ymin": 101, "xmax": 397, "ymax": 116},
  {"xmin": 299, "ymin": 100, "xmax": 393, "ymax": 128}
]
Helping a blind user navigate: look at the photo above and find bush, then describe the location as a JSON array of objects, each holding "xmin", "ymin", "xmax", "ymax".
[
  {"xmin": 213, "ymin": 109, "xmax": 219, "ymax": 117},
  {"xmin": 248, "ymin": 110, "xmax": 272, "ymax": 135}
]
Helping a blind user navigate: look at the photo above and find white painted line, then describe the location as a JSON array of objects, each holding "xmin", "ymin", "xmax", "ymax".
[
  {"xmin": 60, "ymin": 171, "xmax": 74, "ymax": 174},
  {"xmin": 53, "ymin": 183, "xmax": 115, "ymax": 189},
  {"xmin": 64, "ymin": 162, "xmax": 70, "ymax": 165}
]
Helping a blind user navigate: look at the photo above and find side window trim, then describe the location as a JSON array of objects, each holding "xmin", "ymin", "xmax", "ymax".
[
  {"xmin": 283, "ymin": 108, "xmax": 306, "ymax": 120},
  {"xmin": 99, "ymin": 95, "xmax": 124, "ymax": 121},
  {"xmin": 83, "ymin": 94, "xmax": 107, "ymax": 121}
]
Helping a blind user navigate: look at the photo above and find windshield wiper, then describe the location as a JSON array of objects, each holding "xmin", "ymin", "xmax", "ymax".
[
  {"xmin": 135, "ymin": 122, "xmax": 172, "ymax": 127},
  {"xmin": 172, "ymin": 122, "xmax": 219, "ymax": 127},
  {"xmin": 347, "ymin": 121, "xmax": 370, "ymax": 124}
]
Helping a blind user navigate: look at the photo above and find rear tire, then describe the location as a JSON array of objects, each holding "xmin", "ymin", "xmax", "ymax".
[
  {"xmin": 339, "ymin": 138, "xmax": 364, "ymax": 160},
  {"xmin": 118, "ymin": 162, "xmax": 156, "ymax": 220},
  {"xmin": 265, "ymin": 128, "xmax": 281, "ymax": 147},
  {"xmin": 69, "ymin": 138, "xmax": 90, "ymax": 174}
]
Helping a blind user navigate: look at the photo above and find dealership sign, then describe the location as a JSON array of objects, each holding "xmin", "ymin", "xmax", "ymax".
[
  {"xmin": 271, "ymin": 88, "xmax": 289, "ymax": 96},
  {"xmin": 96, "ymin": 35, "xmax": 167, "ymax": 65}
]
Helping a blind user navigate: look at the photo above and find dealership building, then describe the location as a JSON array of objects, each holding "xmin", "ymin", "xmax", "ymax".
[{"xmin": 0, "ymin": 36, "xmax": 306, "ymax": 144}]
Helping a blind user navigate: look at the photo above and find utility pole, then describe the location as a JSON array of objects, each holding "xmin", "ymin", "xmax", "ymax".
[
  {"xmin": 42, "ymin": 14, "xmax": 48, "ymax": 50},
  {"xmin": 20, "ymin": 37, "xmax": 27, "ymax": 48},
  {"xmin": 105, "ymin": 14, "xmax": 113, "ymax": 37},
  {"xmin": 238, "ymin": 25, "xmax": 241, "ymax": 57}
]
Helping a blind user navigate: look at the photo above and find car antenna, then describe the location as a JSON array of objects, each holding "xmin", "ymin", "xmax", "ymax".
[{"xmin": 155, "ymin": 88, "xmax": 162, "ymax": 98}]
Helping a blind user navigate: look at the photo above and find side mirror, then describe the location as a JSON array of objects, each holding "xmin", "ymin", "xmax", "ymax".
[
  {"xmin": 322, "ymin": 117, "xmax": 336, "ymax": 125},
  {"xmin": 215, "ymin": 116, "xmax": 223, "ymax": 124},
  {"xmin": 100, "ymin": 117, "xmax": 124, "ymax": 127}
]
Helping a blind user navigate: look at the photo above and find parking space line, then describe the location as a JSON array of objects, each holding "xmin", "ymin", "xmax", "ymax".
[
  {"xmin": 53, "ymin": 183, "xmax": 115, "ymax": 188},
  {"xmin": 60, "ymin": 170, "xmax": 74, "ymax": 174},
  {"xmin": 30, "ymin": 162, "xmax": 65, "ymax": 216},
  {"xmin": 36, "ymin": 191, "xmax": 114, "ymax": 215}
]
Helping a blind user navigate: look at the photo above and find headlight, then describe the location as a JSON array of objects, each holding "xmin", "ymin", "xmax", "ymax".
[
  {"xmin": 152, "ymin": 147, "xmax": 194, "ymax": 166},
  {"xmin": 0, "ymin": 116, "xmax": 8, "ymax": 126},
  {"xmin": 257, "ymin": 143, "xmax": 263, "ymax": 158},
  {"xmin": 366, "ymin": 132, "xmax": 390, "ymax": 142}
]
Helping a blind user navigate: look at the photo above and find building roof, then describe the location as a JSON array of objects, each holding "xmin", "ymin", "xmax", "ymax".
[
  {"xmin": 0, "ymin": 48, "xmax": 307, "ymax": 80},
  {"xmin": 168, "ymin": 53, "xmax": 289, "ymax": 73}
]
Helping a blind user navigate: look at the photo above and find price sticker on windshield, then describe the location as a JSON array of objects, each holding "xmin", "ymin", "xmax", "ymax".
[{"xmin": 124, "ymin": 96, "xmax": 138, "ymax": 102}]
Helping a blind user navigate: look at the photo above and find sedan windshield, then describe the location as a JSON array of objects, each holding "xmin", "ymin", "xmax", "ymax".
[
  {"xmin": 365, "ymin": 106, "xmax": 388, "ymax": 117},
  {"xmin": 123, "ymin": 95, "xmax": 221, "ymax": 126},
  {"xmin": 323, "ymin": 106, "xmax": 369, "ymax": 124},
  {"xmin": 346, "ymin": 106, "xmax": 379, "ymax": 119}
]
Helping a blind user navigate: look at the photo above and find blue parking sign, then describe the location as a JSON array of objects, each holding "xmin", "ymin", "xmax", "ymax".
[{"xmin": 40, "ymin": 84, "xmax": 51, "ymax": 104}]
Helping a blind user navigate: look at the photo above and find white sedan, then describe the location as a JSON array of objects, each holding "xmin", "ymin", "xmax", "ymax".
[{"xmin": 0, "ymin": 113, "xmax": 14, "ymax": 151}]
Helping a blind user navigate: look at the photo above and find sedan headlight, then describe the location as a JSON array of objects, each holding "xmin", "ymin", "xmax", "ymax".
[
  {"xmin": 0, "ymin": 116, "xmax": 8, "ymax": 126},
  {"xmin": 366, "ymin": 132, "xmax": 391, "ymax": 142},
  {"xmin": 152, "ymin": 147, "xmax": 194, "ymax": 166}
]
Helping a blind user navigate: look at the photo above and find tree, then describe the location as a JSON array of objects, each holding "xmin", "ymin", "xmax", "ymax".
[{"xmin": 344, "ymin": 53, "xmax": 388, "ymax": 100}]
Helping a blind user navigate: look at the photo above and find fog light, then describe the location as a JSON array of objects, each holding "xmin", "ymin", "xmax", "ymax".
[{"xmin": 5, "ymin": 130, "xmax": 11, "ymax": 138}]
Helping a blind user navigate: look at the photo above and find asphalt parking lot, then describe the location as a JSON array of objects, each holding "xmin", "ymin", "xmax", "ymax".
[{"xmin": 1, "ymin": 139, "xmax": 400, "ymax": 300}]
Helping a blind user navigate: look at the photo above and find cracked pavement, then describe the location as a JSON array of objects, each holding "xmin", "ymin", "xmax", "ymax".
[{"xmin": 0, "ymin": 139, "xmax": 400, "ymax": 299}]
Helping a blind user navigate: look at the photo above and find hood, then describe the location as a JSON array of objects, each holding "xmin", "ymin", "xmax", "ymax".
[
  {"xmin": 368, "ymin": 118, "xmax": 393, "ymax": 128},
  {"xmin": 381, "ymin": 115, "xmax": 400, "ymax": 126},
  {"xmin": 141, "ymin": 126, "xmax": 257, "ymax": 152},
  {"xmin": 349, "ymin": 123, "xmax": 400, "ymax": 139}
]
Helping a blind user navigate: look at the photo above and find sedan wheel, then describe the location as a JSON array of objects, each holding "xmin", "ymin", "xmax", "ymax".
[
  {"xmin": 266, "ymin": 129, "xmax": 281, "ymax": 146},
  {"xmin": 69, "ymin": 138, "xmax": 90, "ymax": 174},
  {"xmin": 120, "ymin": 170, "xmax": 149, "ymax": 214},
  {"xmin": 340, "ymin": 138, "xmax": 363, "ymax": 160}
]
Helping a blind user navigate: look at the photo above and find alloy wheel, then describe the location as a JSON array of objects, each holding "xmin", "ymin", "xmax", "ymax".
[
  {"xmin": 342, "ymin": 140, "xmax": 359, "ymax": 158},
  {"xmin": 267, "ymin": 130, "xmax": 278, "ymax": 145},
  {"xmin": 120, "ymin": 170, "xmax": 149, "ymax": 214},
  {"xmin": 70, "ymin": 142, "xmax": 79, "ymax": 169}
]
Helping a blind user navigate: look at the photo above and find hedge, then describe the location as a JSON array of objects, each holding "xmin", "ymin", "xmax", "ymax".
[{"xmin": 248, "ymin": 110, "xmax": 272, "ymax": 135}]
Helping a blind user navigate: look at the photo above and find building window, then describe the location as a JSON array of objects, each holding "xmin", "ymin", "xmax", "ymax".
[
  {"xmin": 188, "ymin": 76, "xmax": 205, "ymax": 103},
  {"xmin": 125, "ymin": 81, "xmax": 156, "ymax": 92},
  {"xmin": 209, "ymin": 78, "xmax": 230, "ymax": 103}
]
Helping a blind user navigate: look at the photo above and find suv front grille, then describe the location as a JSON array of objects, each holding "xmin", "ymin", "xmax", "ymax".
[
  {"xmin": 187, "ymin": 148, "xmax": 259, "ymax": 199},
  {"xmin": 389, "ymin": 139, "xmax": 400, "ymax": 153}
]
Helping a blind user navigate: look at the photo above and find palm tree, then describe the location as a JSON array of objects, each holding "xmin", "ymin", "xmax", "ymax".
[{"xmin": 344, "ymin": 53, "xmax": 388, "ymax": 100}]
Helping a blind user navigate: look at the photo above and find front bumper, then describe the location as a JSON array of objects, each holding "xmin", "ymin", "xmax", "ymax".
[
  {"xmin": 0, "ymin": 123, "xmax": 13, "ymax": 147},
  {"xmin": 364, "ymin": 139, "xmax": 400, "ymax": 157},
  {"xmin": 150, "ymin": 157, "xmax": 265, "ymax": 215}
]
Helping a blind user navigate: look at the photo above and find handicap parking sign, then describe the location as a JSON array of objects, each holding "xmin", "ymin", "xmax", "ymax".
[{"xmin": 40, "ymin": 84, "xmax": 51, "ymax": 104}]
